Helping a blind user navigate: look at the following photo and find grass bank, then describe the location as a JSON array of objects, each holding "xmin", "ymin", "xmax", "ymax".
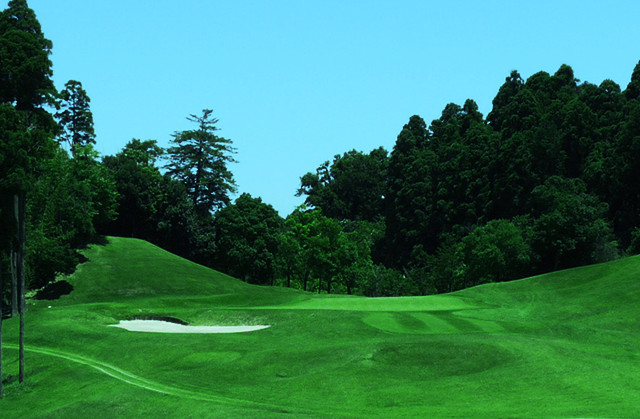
[{"xmin": 1, "ymin": 237, "xmax": 639, "ymax": 417}]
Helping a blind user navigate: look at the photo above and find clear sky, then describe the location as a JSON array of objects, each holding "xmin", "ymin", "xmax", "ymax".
[{"xmin": 26, "ymin": 0, "xmax": 640, "ymax": 216}]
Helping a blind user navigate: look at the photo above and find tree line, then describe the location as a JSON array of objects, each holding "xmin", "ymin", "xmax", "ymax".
[
  {"xmin": 101, "ymin": 59, "xmax": 640, "ymax": 298},
  {"xmin": 3, "ymin": 2, "xmax": 640, "ymax": 323}
]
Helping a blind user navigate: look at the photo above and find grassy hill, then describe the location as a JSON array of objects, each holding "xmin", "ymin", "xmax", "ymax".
[{"xmin": 1, "ymin": 237, "xmax": 639, "ymax": 417}]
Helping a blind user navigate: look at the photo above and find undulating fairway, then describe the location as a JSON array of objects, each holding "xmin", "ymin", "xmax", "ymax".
[{"xmin": 1, "ymin": 237, "xmax": 639, "ymax": 417}]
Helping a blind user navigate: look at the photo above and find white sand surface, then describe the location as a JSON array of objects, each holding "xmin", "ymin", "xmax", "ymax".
[{"xmin": 110, "ymin": 320, "xmax": 270, "ymax": 333}]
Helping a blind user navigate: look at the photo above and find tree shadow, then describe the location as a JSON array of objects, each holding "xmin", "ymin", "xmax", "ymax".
[
  {"xmin": 33, "ymin": 280, "xmax": 74, "ymax": 300},
  {"xmin": 88, "ymin": 235, "xmax": 110, "ymax": 246}
]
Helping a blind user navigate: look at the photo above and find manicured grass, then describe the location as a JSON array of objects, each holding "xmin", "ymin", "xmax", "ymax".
[{"xmin": 1, "ymin": 237, "xmax": 639, "ymax": 417}]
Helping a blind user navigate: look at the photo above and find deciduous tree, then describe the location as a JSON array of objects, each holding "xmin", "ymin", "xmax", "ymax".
[
  {"xmin": 297, "ymin": 148, "xmax": 388, "ymax": 221},
  {"xmin": 212, "ymin": 193, "xmax": 283, "ymax": 285}
]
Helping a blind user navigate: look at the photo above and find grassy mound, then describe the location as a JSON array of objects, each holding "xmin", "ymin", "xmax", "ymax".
[{"xmin": 1, "ymin": 237, "xmax": 639, "ymax": 417}]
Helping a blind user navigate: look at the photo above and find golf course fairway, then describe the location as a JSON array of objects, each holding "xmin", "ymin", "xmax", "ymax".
[{"xmin": 1, "ymin": 237, "xmax": 639, "ymax": 417}]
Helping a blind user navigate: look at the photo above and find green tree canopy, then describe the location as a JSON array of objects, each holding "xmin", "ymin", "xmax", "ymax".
[
  {"xmin": 212, "ymin": 193, "xmax": 283, "ymax": 285},
  {"xmin": 530, "ymin": 176, "xmax": 616, "ymax": 272},
  {"xmin": 297, "ymin": 147, "xmax": 388, "ymax": 221},
  {"xmin": 55, "ymin": 79, "xmax": 95, "ymax": 154},
  {"xmin": 166, "ymin": 109, "xmax": 236, "ymax": 215},
  {"xmin": 0, "ymin": 0, "xmax": 54, "ymax": 110},
  {"xmin": 460, "ymin": 219, "xmax": 531, "ymax": 287},
  {"xmin": 624, "ymin": 60, "xmax": 640, "ymax": 101}
]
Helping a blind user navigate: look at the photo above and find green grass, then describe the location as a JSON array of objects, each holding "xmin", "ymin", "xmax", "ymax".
[{"xmin": 2, "ymin": 236, "xmax": 639, "ymax": 417}]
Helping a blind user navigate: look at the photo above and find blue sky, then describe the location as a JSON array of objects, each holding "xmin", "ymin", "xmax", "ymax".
[{"xmin": 27, "ymin": 0, "xmax": 640, "ymax": 215}]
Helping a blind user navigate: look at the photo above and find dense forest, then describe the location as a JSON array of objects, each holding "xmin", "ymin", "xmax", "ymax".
[{"xmin": 2, "ymin": 0, "xmax": 640, "ymax": 308}]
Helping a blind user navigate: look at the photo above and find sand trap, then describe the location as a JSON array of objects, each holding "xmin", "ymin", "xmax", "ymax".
[{"xmin": 110, "ymin": 320, "xmax": 270, "ymax": 334}]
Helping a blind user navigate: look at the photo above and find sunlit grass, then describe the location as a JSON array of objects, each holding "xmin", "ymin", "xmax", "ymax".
[{"xmin": 2, "ymin": 237, "xmax": 639, "ymax": 417}]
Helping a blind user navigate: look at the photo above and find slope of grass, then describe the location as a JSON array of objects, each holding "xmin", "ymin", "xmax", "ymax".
[{"xmin": 2, "ymin": 237, "xmax": 639, "ymax": 417}]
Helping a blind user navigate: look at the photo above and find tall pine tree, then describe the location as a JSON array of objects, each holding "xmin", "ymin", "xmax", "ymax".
[
  {"xmin": 55, "ymin": 79, "xmax": 95, "ymax": 155},
  {"xmin": 0, "ymin": 0, "xmax": 58, "ymax": 386},
  {"xmin": 166, "ymin": 109, "xmax": 236, "ymax": 214}
]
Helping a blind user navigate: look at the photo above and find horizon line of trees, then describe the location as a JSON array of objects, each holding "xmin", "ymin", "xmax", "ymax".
[
  {"xmin": 102, "ymin": 60, "xmax": 640, "ymax": 297},
  {"xmin": 3, "ymin": 2, "xmax": 640, "ymax": 318}
]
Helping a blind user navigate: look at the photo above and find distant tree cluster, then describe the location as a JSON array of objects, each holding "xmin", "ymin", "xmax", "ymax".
[{"xmin": 297, "ymin": 63, "xmax": 640, "ymax": 294}]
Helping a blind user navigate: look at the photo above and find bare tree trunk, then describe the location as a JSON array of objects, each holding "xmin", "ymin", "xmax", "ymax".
[
  {"xmin": 19, "ymin": 313, "xmax": 24, "ymax": 383},
  {"xmin": 10, "ymin": 251, "xmax": 17, "ymax": 317},
  {"xmin": 303, "ymin": 269, "xmax": 309, "ymax": 291},
  {"xmin": 15, "ymin": 194, "xmax": 25, "ymax": 384},
  {"xmin": 1, "ymin": 267, "xmax": 4, "ymax": 397}
]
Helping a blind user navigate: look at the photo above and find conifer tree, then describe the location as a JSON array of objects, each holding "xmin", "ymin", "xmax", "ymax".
[
  {"xmin": 166, "ymin": 109, "xmax": 237, "ymax": 214},
  {"xmin": 0, "ymin": 0, "xmax": 57, "ymax": 386},
  {"xmin": 56, "ymin": 79, "xmax": 95, "ymax": 154}
]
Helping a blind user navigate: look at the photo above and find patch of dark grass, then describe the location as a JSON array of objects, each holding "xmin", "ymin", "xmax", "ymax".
[{"xmin": 372, "ymin": 339, "xmax": 514, "ymax": 377}]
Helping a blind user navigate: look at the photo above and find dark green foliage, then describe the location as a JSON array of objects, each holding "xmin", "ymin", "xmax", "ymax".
[
  {"xmin": 276, "ymin": 208, "xmax": 342, "ymax": 293},
  {"xmin": 624, "ymin": 61, "xmax": 640, "ymax": 101},
  {"xmin": 55, "ymin": 80, "xmax": 95, "ymax": 153},
  {"xmin": 102, "ymin": 139, "xmax": 208, "ymax": 263},
  {"xmin": 275, "ymin": 208, "xmax": 384, "ymax": 295},
  {"xmin": 166, "ymin": 109, "xmax": 236, "ymax": 215},
  {"xmin": 382, "ymin": 114, "xmax": 434, "ymax": 265},
  {"xmin": 487, "ymin": 70, "xmax": 525, "ymax": 133},
  {"xmin": 212, "ymin": 193, "xmax": 284, "ymax": 285},
  {"xmin": 0, "ymin": 103, "xmax": 56, "ymax": 194},
  {"xmin": 296, "ymin": 61, "xmax": 640, "ymax": 295},
  {"xmin": 0, "ymin": 0, "xmax": 54, "ymax": 110},
  {"xmin": 297, "ymin": 148, "xmax": 388, "ymax": 222},
  {"xmin": 530, "ymin": 176, "xmax": 616, "ymax": 272},
  {"xmin": 0, "ymin": 0, "xmax": 65, "ymax": 294},
  {"xmin": 26, "ymin": 146, "xmax": 118, "ymax": 288},
  {"xmin": 3, "ymin": 0, "xmax": 640, "ymax": 303},
  {"xmin": 103, "ymin": 139, "xmax": 168, "ymax": 239},
  {"xmin": 459, "ymin": 220, "xmax": 531, "ymax": 287}
]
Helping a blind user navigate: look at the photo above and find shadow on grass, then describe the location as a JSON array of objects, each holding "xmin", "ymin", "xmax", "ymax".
[
  {"xmin": 33, "ymin": 280, "xmax": 74, "ymax": 300},
  {"xmin": 127, "ymin": 315, "xmax": 189, "ymax": 325},
  {"xmin": 88, "ymin": 235, "xmax": 110, "ymax": 247}
]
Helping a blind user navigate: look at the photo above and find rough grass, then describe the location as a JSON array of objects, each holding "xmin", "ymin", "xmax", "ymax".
[{"xmin": 1, "ymin": 237, "xmax": 639, "ymax": 417}]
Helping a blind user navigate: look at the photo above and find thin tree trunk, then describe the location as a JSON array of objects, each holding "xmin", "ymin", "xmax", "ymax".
[
  {"xmin": 19, "ymin": 313, "xmax": 24, "ymax": 383},
  {"xmin": 10, "ymin": 251, "xmax": 17, "ymax": 317},
  {"xmin": 15, "ymin": 194, "xmax": 25, "ymax": 384},
  {"xmin": 1, "ymin": 267, "xmax": 3, "ymax": 397},
  {"xmin": 303, "ymin": 269, "xmax": 309, "ymax": 291}
]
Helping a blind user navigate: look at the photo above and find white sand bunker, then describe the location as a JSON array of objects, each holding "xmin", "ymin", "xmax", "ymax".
[{"xmin": 110, "ymin": 320, "xmax": 270, "ymax": 334}]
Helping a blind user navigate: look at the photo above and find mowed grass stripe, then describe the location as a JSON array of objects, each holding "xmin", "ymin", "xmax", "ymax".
[
  {"xmin": 257, "ymin": 294, "xmax": 475, "ymax": 311},
  {"xmin": 363, "ymin": 312, "xmax": 462, "ymax": 334},
  {"xmin": 439, "ymin": 312, "xmax": 506, "ymax": 333},
  {"xmin": 432, "ymin": 313, "xmax": 483, "ymax": 333},
  {"xmin": 363, "ymin": 311, "xmax": 504, "ymax": 335},
  {"xmin": 461, "ymin": 316, "xmax": 506, "ymax": 333},
  {"xmin": 409, "ymin": 312, "xmax": 459, "ymax": 334}
]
